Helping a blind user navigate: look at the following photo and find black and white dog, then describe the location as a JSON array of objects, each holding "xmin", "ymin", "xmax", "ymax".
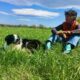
[
  {"xmin": 4, "ymin": 34, "xmax": 41, "ymax": 53},
  {"xmin": 4, "ymin": 34, "xmax": 22, "ymax": 50}
]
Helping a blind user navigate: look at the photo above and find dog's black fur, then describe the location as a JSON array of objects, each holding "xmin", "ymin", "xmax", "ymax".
[
  {"xmin": 4, "ymin": 34, "xmax": 42, "ymax": 53},
  {"xmin": 22, "ymin": 39, "xmax": 41, "ymax": 53},
  {"xmin": 5, "ymin": 34, "xmax": 20, "ymax": 45}
]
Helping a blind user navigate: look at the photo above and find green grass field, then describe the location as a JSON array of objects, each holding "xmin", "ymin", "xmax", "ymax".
[{"xmin": 0, "ymin": 26, "xmax": 80, "ymax": 80}]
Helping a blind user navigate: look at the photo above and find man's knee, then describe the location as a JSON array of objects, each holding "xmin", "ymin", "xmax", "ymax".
[{"xmin": 67, "ymin": 35, "xmax": 80, "ymax": 46}]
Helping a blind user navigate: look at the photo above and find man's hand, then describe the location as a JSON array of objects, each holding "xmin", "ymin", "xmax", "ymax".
[
  {"xmin": 57, "ymin": 30, "xmax": 72, "ymax": 34},
  {"xmin": 57, "ymin": 30, "xmax": 72, "ymax": 38},
  {"xmin": 57, "ymin": 30, "xmax": 63, "ymax": 34},
  {"xmin": 56, "ymin": 31, "xmax": 66, "ymax": 38},
  {"xmin": 63, "ymin": 31, "xmax": 72, "ymax": 34}
]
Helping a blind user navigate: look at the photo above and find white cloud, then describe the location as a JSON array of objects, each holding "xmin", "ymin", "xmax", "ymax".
[
  {"xmin": 17, "ymin": 18, "xmax": 30, "ymax": 21},
  {"xmin": 12, "ymin": 8, "xmax": 59, "ymax": 17},
  {"xmin": 0, "ymin": 11, "xmax": 18, "ymax": 17},
  {"xmin": 0, "ymin": 11, "xmax": 10, "ymax": 15}
]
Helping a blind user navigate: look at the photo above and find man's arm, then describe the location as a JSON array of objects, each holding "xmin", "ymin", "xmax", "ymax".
[
  {"xmin": 51, "ymin": 24, "xmax": 63, "ymax": 34},
  {"xmin": 57, "ymin": 24, "xmax": 80, "ymax": 34},
  {"xmin": 71, "ymin": 24, "xmax": 80, "ymax": 34},
  {"xmin": 78, "ymin": 24, "xmax": 80, "ymax": 29}
]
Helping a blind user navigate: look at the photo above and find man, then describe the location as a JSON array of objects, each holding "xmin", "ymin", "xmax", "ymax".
[{"xmin": 45, "ymin": 9, "xmax": 80, "ymax": 54}]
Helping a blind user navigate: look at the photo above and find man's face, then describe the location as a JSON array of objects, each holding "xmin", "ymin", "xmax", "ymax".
[{"xmin": 65, "ymin": 15, "xmax": 74, "ymax": 24}]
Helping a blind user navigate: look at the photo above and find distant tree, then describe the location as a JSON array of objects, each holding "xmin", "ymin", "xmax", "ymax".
[
  {"xmin": 77, "ymin": 17, "xmax": 80, "ymax": 23},
  {"xmin": 0, "ymin": 24, "xmax": 5, "ymax": 27},
  {"xmin": 38, "ymin": 24, "xmax": 45, "ymax": 29},
  {"xmin": 30, "ymin": 25, "xmax": 37, "ymax": 28}
]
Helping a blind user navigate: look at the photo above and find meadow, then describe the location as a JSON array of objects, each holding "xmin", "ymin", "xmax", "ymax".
[{"xmin": 0, "ymin": 26, "xmax": 80, "ymax": 80}]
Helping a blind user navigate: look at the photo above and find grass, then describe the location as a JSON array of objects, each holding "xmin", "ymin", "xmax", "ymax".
[{"xmin": 0, "ymin": 26, "xmax": 80, "ymax": 80}]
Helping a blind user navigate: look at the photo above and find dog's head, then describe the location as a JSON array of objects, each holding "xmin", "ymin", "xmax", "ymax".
[{"xmin": 4, "ymin": 34, "xmax": 21, "ymax": 49}]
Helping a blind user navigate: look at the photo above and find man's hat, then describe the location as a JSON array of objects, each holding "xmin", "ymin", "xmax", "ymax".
[{"xmin": 65, "ymin": 9, "xmax": 77, "ymax": 20}]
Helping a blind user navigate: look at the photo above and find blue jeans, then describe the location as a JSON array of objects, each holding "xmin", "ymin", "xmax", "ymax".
[{"xmin": 48, "ymin": 34, "xmax": 80, "ymax": 46}]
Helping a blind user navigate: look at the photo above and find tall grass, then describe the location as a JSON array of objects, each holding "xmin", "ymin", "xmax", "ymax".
[{"xmin": 0, "ymin": 27, "xmax": 80, "ymax": 80}]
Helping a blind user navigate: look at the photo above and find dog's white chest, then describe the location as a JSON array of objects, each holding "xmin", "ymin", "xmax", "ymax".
[{"xmin": 14, "ymin": 43, "xmax": 22, "ymax": 50}]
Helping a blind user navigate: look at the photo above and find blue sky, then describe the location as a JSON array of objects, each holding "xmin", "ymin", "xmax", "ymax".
[{"xmin": 0, "ymin": 0, "xmax": 80, "ymax": 27}]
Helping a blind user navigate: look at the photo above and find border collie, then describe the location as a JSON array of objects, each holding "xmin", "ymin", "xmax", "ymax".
[{"xmin": 4, "ymin": 34, "xmax": 41, "ymax": 53}]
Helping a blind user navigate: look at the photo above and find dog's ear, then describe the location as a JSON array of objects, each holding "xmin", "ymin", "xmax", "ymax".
[{"xmin": 5, "ymin": 34, "xmax": 14, "ymax": 45}]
